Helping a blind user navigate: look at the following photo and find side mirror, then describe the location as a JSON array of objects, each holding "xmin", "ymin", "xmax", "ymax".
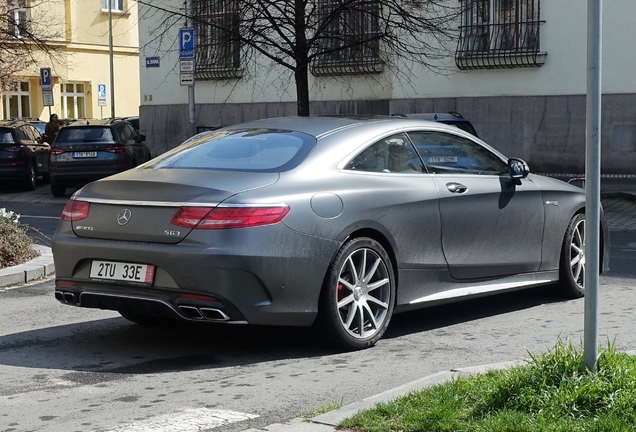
[{"xmin": 508, "ymin": 158, "xmax": 530, "ymax": 181}]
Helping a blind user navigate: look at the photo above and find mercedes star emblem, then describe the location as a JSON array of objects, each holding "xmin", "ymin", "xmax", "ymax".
[{"xmin": 117, "ymin": 209, "xmax": 132, "ymax": 226}]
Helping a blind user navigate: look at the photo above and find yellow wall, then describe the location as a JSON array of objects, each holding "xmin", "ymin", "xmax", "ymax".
[{"xmin": 1, "ymin": 0, "xmax": 140, "ymax": 120}]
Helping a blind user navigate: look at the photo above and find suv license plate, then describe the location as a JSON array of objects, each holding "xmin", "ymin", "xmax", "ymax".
[
  {"xmin": 428, "ymin": 156, "xmax": 458, "ymax": 163},
  {"xmin": 90, "ymin": 260, "xmax": 155, "ymax": 284},
  {"xmin": 72, "ymin": 151, "xmax": 97, "ymax": 158}
]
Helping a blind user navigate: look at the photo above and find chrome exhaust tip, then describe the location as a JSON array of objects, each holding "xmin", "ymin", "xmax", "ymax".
[
  {"xmin": 178, "ymin": 305, "xmax": 204, "ymax": 319},
  {"xmin": 200, "ymin": 308, "xmax": 230, "ymax": 321}
]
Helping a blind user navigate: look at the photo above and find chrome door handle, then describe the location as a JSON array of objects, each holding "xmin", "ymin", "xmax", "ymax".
[{"xmin": 446, "ymin": 182, "xmax": 467, "ymax": 194}]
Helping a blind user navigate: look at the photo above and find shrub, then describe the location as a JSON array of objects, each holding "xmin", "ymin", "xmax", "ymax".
[{"xmin": 0, "ymin": 208, "xmax": 38, "ymax": 269}]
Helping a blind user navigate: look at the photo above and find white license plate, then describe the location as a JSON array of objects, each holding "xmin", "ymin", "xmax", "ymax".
[
  {"xmin": 72, "ymin": 151, "xmax": 97, "ymax": 158},
  {"xmin": 90, "ymin": 260, "xmax": 155, "ymax": 284},
  {"xmin": 428, "ymin": 156, "xmax": 458, "ymax": 163}
]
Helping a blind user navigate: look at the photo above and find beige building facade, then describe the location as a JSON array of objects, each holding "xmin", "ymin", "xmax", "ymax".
[{"xmin": 1, "ymin": 0, "xmax": 140, "ymax": 122}]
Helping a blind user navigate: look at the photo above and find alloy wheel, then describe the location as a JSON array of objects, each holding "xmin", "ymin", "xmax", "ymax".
[
  {"xmin": 335, "ymin": 247, "xmax": 391, "ymax": 339},
  {"xmin": 568, "ymin": 218, "xmax": 585, "ymax": 289}
]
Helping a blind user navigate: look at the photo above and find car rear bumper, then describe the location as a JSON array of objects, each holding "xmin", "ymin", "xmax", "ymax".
[
  {"xmin": 0, "ymin": 165, "xmax": 29, "ymax": 180},
  {"xmin": 51, "ymin": 223, "xmax": 340, "ymax": 327}
]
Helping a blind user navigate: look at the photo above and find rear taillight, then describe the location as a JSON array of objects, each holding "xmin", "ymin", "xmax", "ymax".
[
  {"xmin": 106, "ymin": 146, "xmax": 126, "ymax": 154},
  {"xmin": 170, "ymin": 206, "xmax": 290, "ymax": 229},
  {"xmin": 60, "ymin": 200, "xmax": 91, "ymax": 221},
  {"xmin": 5, "ymin": 145, "xmax": 24, "ymax": 152},
  {"xmin": 49, "ymin": 148, "xmax": 65, "ymax": 156}
]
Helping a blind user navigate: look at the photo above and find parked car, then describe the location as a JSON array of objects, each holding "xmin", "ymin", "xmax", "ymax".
[
  {"xmin": 48, "ymin": 118, "xmax": 152, "ymax": 197},
  {"xmin": 0, "ymin": 119, "xmax": 49, "ymax": 190},
  {"xmin": 51, "ymin": 116, "xmax": 609, "ymax": 350},
  {"xmin": 394, "ymin": 112, "xmax": 479, "ymax": 137},
  {"xmin": 29, "ymin": 119, "xmax": 47, "ymax": 135},
  {"xmin": 120, "ymin": 116, "xmax": 139, "ymax": 134}
]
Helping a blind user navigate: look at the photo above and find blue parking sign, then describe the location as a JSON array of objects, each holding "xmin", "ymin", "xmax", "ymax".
[
  {"xmin": 40, "ymin": 67, "xmax": 52, "ymax": 90},
  {"xmin": 179, "ymin": 28, "xmax": 195, "ymax": 59},
  {"xmin": 97, "ymin": 84, "xmax": 107, "ymax": 100}
]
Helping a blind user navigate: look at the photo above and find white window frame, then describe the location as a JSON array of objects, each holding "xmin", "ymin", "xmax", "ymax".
[
  {"xmin": 101, "ymin": 0, "xmax": 124, "ymax": 13},
  {"xmin": 60, "ymin": 82, "xmax": 87, "ymax": 119},
  {"xmin": 2, "ymin": 81, "xmax": 31, "ymax": 119}
]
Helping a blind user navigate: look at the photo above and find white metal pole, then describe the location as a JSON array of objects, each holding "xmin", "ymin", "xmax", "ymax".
[
  {"xmin": 584, "ymin": 0, "xmax": 602, "ymax": 372},
  {"xmin": 186, "ymin": 0, "xmax": 196, "ymax": 137}
]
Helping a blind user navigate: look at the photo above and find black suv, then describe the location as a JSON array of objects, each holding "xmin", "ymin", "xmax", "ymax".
[
  {"xmin": 393, "ymin": 112, "xmax": 479, "ymax": 137},
  {"xmin": 0, "ymin": 120, "xmax": 49, "ymax": 190},
  {"xmin": 48, "ymin": 118, "xmax": 152, "ymax": 197}
]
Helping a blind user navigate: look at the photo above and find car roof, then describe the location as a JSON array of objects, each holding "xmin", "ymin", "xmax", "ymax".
[
  {"xmin": 223, "ymin": 115, "xmax": 455, "ymax": 139},
  {"xmin": 0, "ymin": 119, "xmax": 32, "ymax": 128}
]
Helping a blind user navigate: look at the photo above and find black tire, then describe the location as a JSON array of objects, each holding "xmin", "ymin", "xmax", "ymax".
[
  {"xmin": 119, "ymin": 310, "xmax": 181, "ymax": 326},
  {"xmin": 51, "ymin": 183, "xmax": 65, "ymax": 197},
  {"xmin": 23, "ymin": 161, "xmax": 37, "ymax": 191},
  {"xmin": 317, "ymin": 237, "xmax": 395, "ymax": 350},
  {"xmin": 557, "ymin": 213, "xmax": 586, "ymax": 298}
]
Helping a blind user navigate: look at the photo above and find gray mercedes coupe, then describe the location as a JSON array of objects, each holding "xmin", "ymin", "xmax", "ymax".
[{"xmin": 52, "ymin": 116, "xmax": 610, "ymax": 350}]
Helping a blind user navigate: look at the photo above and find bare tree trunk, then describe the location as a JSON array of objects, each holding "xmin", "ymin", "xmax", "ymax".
[
  {"xmin": 294, "ymin": 0, "xmax": 310, "ymax": 116},
  {"xmin": 295, "ymin": 64, "xmax": 310, "ymax": 116}
]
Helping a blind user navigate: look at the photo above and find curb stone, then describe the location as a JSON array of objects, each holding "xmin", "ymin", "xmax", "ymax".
[{"xmin": 0, "ymin": 244, "xmax": 55, "ymax": 288}]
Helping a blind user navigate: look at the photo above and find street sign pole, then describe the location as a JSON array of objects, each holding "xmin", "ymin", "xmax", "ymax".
[
  {"xmin": 584, "ymin": 0, "xmax": 602, "ymax": 372},
  {"xmin": 108, "ymin": 0, "xmax": 115, "ymax": 118},
  {"xmin": 185, "ymin": 0, "xmax": 196, "ymax": 138}
]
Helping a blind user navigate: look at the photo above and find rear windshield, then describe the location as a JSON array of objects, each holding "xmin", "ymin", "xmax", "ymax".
[
  {"xmin": 0, "ymin": 130, "xmax": 14, "ymax": 143},
  {"xmin": 145, "ymin": 128, "xmax": 316, "ymax": 172},
  {"xmin": 56, "ymin": 127, "xmax": 113, "ymax": 144}
]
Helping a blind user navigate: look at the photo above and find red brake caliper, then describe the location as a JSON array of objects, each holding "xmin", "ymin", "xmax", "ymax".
[{"xmin": 337, "ymin": 283, "xmax": 343, "ymax": 302}]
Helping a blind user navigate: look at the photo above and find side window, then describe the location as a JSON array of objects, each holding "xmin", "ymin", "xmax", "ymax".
[
  {"xmin": 345, "ymin": 133, "xmax": 424, "ymax": 173},
  {"xmin": 19, "ymin": 125, "xmax": 35, "ymax": 141},
  {"xmin": 124, "ymin": 123, "xmax": 137, "ymax": 143},
  {"xmin": 14, "ymin": 127, "xmax": 27, "ymax": 142},
  {"xmin": 112, "ymin": 125, "xmax": 126, "ymax": 144},
  {"xmin": 408, "ymin": 131, "xmax": 507, "ymax": 175}
]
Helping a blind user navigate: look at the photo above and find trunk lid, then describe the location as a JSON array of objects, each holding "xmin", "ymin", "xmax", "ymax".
[{"xmin": 70, "ymin": 168, "xmax": 279, "ymax": 243}]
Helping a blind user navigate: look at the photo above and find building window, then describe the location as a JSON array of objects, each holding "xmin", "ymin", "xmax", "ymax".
[
  {"xmin": 311, "ymin": 0, "xmax": 383, "ymax": 76},
  {"xmin": 194, "ymin": 0, "xmax": 242, "ymax": 80},
  {"xmin": 7, "ymin": 0, "xmax": 29, "ymax": 38},
  {"xmin": 60, "ymin": 83, "xmax": 86, "ymax": 119},
  {"xmin": 456, "ymin": 0, "xmax": 545, "ymax": 70},
  {"xmin": 101, "ymin": 0, "xmax": 124, "ymax": 13},
  {"xmin": 2, "ymin": 81, "xmax": 31, "ymax": 119}
]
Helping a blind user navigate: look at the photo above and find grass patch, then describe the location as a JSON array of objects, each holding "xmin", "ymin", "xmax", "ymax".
[
  {"xmin": 340, "ymin": 340, "xmax": 636, "ymax": 431},
  {"xmin": 0, "ymin": 208, "xmax": 38, "ymax": 269},
  {"xmin": 305, "ymin": 399, "xmax": 344, "ymax": 420}
]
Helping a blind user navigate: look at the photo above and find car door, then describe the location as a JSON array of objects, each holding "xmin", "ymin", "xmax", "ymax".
[
  {"xmin": 342, "ymin": 133, "xmax": 444, "ymax": 304},
  {"xmin": 408, "ymin": 130, "xmax": 545, "ymax": 280}
]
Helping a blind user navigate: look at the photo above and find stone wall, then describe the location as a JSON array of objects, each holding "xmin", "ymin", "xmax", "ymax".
[{"xmin": 140, "ymin": 93, "xmax": 636, "ymax": 174}]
